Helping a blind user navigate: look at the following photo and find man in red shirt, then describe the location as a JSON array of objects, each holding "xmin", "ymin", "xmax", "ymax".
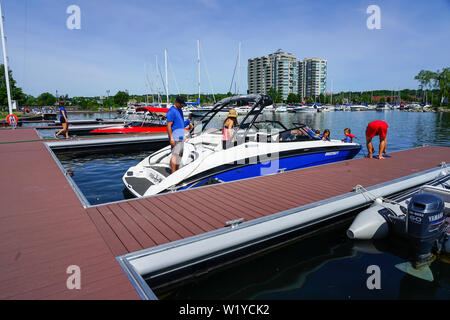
[{"xmin": 365, "ymin": 120, "xmax": 389, "ymax": 159}]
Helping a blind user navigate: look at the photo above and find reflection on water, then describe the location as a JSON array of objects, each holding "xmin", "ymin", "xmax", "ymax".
[
  {"xmin": 156, "ymin": 222, "xmax": 450, "ymax": 300},
  {"xmin": 58, "ymin": 150, "xmax": 152, "ymax": 205}
]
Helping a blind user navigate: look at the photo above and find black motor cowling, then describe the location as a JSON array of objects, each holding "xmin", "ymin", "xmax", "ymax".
[{"xmin": 406, "ymin": 193, "xmax": 447, "ymax": 262}]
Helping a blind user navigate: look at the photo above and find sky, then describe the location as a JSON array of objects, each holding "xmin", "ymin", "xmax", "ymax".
[{"xmin": 2, "ymin": 0, "xmax": 450, "ymax": 97}]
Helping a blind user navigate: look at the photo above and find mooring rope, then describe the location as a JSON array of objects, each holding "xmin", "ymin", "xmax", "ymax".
[{"xmin": 353, "ymin": 184, "xmax": 401, "ymax": 206}]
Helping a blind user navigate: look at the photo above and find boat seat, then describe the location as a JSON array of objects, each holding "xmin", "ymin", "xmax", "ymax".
[
  {"xmin": 150, "ymin": 165, "xmax": 172, "ymax": 177},
  {"xmin": 149, "ymin": 149, "xmax": 172, "ymax": 164}
]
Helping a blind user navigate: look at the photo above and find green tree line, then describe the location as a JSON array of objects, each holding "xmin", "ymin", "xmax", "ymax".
[{"xmin": 1, "ymin": 64, "xmax": 448, "ymax": 111}]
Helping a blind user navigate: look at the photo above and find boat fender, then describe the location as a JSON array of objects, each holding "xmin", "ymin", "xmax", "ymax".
[{"xmin": 346, "ymin": 204, "xmax": 391, "ymax": 240}]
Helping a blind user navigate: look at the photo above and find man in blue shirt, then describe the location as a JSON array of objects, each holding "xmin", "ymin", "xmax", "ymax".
[{"xmin": 167, "ymin": 96, "xmax": 192, "ymax": 173}]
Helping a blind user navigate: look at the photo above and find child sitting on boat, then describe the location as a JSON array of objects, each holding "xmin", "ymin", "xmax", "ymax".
[
  {"xmin": 319, "ymin": 129, "xmax": 331, "ymax": 141},
  {"xmin": 342, "ymin": 128, "xmax": 355, "ymax": 143}
]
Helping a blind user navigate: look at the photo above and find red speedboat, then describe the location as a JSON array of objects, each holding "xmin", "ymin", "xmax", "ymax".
[{"xmin": 90, "ymin": 107, "xmax": 169, "ymax": 135}]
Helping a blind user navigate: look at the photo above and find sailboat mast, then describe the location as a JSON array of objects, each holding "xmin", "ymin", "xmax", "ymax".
[
  {"xmin": 197, "ymin": 39, "xmax": 201, "ymax": 104},
  {"xmin": 237, "ymin": 41, "xmax": 241, "ymax": 95},
  {"xmin": 144, "ymin": 62, "xmax": 148, "ymax": 106},
  {"xmin": 148, "ymin": 61, "xmax": 155, "ymax": 103},
  {"xmin": 0, "ymin": 4, "xmax": 13, "ymax": 115},
  {"xmin": 155, "ymin": 55, "xmax": 161, "ymax": 104},
  {"xmin": 165, "ymin": 49, "xmax": 169, "ymax": 104},
  {"xmin": 331, "ymin": 79, "xmax": 333, "ymax": 105}
]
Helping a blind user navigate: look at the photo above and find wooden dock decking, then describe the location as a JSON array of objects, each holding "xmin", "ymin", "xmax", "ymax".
[
  {"xmin": 0, "ymin": 127, "xmax": 449, "ymax": 299},
  {"xmin": 0, "ymin": 129, "xmax": 140, "ymax": 300},
  {"xmin": 88, "ymin": 144, "xmax": 450, "ymax": 256}
]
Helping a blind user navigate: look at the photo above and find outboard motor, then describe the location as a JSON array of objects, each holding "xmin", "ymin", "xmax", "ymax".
[
  {"xmin": 347, "ymin": 186, "xmax": 450, "ymax": 281},
  {"xmin": 405, "ymin": 193, "xmax": 447, "ymax": 264}
]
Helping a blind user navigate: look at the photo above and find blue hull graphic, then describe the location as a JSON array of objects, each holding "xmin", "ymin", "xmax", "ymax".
[{"xmin": 180, "ymin": 148, "xmax": 361, "ymax": 190}]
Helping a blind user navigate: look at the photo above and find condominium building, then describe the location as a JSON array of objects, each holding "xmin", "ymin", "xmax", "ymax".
[
  {"xmin": 298, "ymin": 57, "xmax": 327, "ymax": 99},
  {"xmin": 248, "ymin": 55, "xmax": 272, "ymax": 96},
  {"xmin": 248, "ymin": 51, "xmax": 327, "ymax": 101},
  {"xmin": 248, "ymin": 49, "xmax": 298, "ymax": 100}
]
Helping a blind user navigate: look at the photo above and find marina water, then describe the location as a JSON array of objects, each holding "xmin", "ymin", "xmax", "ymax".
[{"xmin": 55, "ymin": 110, "xmax": 449, "ymax": 299}]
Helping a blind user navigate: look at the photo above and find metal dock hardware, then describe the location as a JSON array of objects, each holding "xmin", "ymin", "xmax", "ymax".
[{"xmin": 226, "ymin": 218, "xmax": 244, "ymax": 228}]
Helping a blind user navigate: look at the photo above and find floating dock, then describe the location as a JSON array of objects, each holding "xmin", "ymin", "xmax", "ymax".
[{"xmin": 0, "ymin": 127, "xmax": 449, "ymax": 299}]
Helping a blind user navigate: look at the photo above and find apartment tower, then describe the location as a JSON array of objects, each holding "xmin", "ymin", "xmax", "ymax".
[
  {"xmin": 248, "ymin": 51, "xmax": 327, "ymax": 101},
  {"xmin": 248, "ymin": 49, "xmax": 299, "ymax": 100},
  {"xmin": 298, "ymin": 57, "xmax": 327, "ymax": 99}
]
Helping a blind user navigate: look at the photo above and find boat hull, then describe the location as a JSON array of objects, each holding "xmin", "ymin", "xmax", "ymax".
[
  {"xmin": 90, "ymin": 125, "xmax": 167, "ymax": 134},
  {"xmin": 179, "ymin": 146, "xmax": 361, "ymax": 190}
]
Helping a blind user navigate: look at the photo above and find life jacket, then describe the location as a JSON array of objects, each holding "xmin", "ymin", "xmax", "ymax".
[{"xmin": 345, "ymin": 133, "xmax": 355, "ymax": 142}]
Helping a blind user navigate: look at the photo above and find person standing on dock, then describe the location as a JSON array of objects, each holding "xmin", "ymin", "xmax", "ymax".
[
  {"xmin": 365, "ymin": 120, "xmax": 389, "ymax": 159},
  {"xmin": 55, "ymin": 101, "xmax": 69, "ymax": 139},
  {"xmin": 167, "ymin": 96, "xmax": 189, "ymax": 173}
]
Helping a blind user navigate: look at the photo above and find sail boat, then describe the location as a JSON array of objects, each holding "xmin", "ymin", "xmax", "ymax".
[
  {"xmin": 150, "ymin": 49, "xmax": 173, "ymax": 110},
  {"xmin": 187, "ymin": 40, "xmax": 222, "ymax": 117}
]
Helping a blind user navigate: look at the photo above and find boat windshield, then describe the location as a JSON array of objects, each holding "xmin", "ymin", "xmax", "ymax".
[
  {"xmin": 250, "ymin": 121, "xmax": 319, "ymax": 142},
  {"xmin": 122, "ymin": 113, "xmax": 145, "ymax": 122},
  {"xmin": 128, "ymin": 121, "xmax": 144, "ymax": 127},
  {"xmin": 124, "ymin": 112, "xmax": 166, "ymax": 127},
  {"xmin": 252, "ymin": 121, "xmax": 287, "ymax": 131}
]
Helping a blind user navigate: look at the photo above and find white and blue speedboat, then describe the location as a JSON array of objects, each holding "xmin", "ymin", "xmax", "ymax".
[{"xmin": 123, "ymin": 94, "xmax": 362, "ymax": 197}]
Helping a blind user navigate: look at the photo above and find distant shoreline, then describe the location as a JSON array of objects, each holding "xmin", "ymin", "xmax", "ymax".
[{"xmin": 67, "ymin": 110, "xmax": 114, "ymax": 114}]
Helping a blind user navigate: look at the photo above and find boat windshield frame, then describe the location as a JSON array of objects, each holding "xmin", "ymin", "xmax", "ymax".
[
  {"xmin": 192, "ymin": 94, "xmax": 273, "ymax": 141},
  {"xmin": 249, "ymin": 121, "xmax": 319, "ymax": 141},
  {"xmin": 124, "ymin": 111, "xmax": 166, "ymax": 127}
]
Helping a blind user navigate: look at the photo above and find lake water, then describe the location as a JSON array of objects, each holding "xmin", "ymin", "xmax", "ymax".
[
  {"xmin": 54, "ymin": 110, "xmax": 450, "ymax": 300},
  {"xmin": 155, "ymin": 222, "xmax": 450, "ymax": 300},
  {"xmin": 55, "ymin": 110, "xmax": 449, "ymax": 206}
]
